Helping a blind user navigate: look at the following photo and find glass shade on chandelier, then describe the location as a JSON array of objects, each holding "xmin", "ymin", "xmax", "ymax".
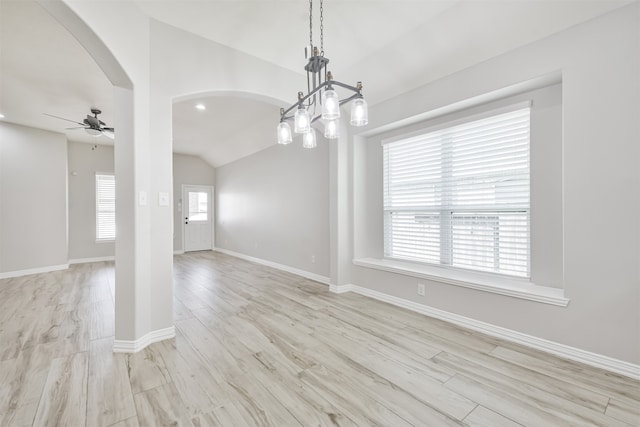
[
  {"xmin": 321, "ymin": 89, "xmax": 340, "ymax": 120},
  {"xmin": 294, "ymin": 107, "xmax": 311, "ymax": 134},
  {"xmin": 302, "ymin": 128, "xmax": 317, "ymax": 148},
  {"xmin": 350, "ymin": 97, "xmax": 368, "ymax": 126},
  {"xmin": 324, "ymin": 119, "xmax": 339, "ymax": 139},
  {"xmin": 277, "ymin": 121, "xmax": 292, "ymax": 145}
]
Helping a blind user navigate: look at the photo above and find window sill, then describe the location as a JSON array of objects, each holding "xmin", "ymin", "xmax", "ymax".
[{"xmin": 352, "ymin": 257, "xmax": 569, "ymax": 307}]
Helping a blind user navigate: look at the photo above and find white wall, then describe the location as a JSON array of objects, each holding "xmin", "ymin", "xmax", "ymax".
[
  {"xmin": 349, "ymin": 4, "xmax": 639, "ymax": 364},
  {"xmin": 67, "ymin": 141, "xmax": 115, "ymax": 261},
  {"xmin": 172, "ymin": 153, "xmax": 215, "ymax": 252},
  {"xmin": 0, "ymin": 122, "xmax": 68, "ymax": 274},
  {"xmin": 46, "ymin": 0, "xmax": 160, "ymax": 344},
  {"xmin": 216, "ymin": 141, "xmax": 330, "ymax": 278}
]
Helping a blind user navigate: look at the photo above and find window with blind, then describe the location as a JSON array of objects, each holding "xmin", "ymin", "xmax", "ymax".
[
  {"xmin": 96, "ymin": 173, "xmax": 116, "ymax": 241},
  {"xmin": 383, "ymin": 106, "xmax": 530, "ymax": 278}
]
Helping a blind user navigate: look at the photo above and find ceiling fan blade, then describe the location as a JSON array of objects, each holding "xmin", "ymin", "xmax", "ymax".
[
  {"xmin": 43, "ymin": 113, "xmax": 85, "ymax": 126},
  {"xmin": 65, "ymin": 126, "xmax": 88, "ymax": 130},
  {"xmin": 102, "ymin": 129, "xmax": 115, "ymax": 139}
]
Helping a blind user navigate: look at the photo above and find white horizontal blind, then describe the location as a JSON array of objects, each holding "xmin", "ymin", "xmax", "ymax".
[
  {"xmin": 383, "ymin": 107, "xmax": 530, "ymax": 277},
  {"xmin": 96, "ymin": 174, "xmax": 116, "ymax": 241}
]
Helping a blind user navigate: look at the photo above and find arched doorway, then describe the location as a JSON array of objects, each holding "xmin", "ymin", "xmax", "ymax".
[{"xmin": 38, "ymin": 0, "xmax": 175, "ymax": 350}]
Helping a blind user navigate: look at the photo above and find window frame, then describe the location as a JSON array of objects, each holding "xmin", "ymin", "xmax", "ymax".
[
  {"xmin": 352, "ymin": 82, "xmax": 566, "ymax": 305},
  {"xmin": 382, "ymin": 102, "xmax": 531, "ymax": 279}
]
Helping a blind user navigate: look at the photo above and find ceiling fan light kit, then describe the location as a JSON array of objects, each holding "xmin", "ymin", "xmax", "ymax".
[{"xmin": 277, "ymin": 0, "xmax": 368, "ymax": 147}]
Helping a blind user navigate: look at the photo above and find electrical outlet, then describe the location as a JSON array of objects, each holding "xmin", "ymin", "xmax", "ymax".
[
  {"xmin": 311, "ymin": 255, "xmax": 316, "ymax": 263},
  {"xmin": 417, "ymin": 283, "xmax": 426, "ymax": 296}
]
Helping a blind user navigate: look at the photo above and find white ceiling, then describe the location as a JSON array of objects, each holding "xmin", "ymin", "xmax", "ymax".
[
  {"xmin": 0, "ymin": 0, "xmax": 114, "ymax": 145},
  {"xmin": 0, "ymin": 0, "xmax": 632, "ymax": 167},
  {"xmin": 172, "ymin": 96, "xmax": 278, "ymax": 167},
  {"xmin": 133, "ymin": 0, "xmax": 458, "ymax": 75}
]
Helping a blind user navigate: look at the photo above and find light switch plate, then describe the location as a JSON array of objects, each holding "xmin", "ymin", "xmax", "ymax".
[
  {"xmin": 158, "ymin": 192, "xmax": 170, "ymax": 207},
  {"xmin": 138, "ymin": 191, "xmax": 147, "ymax": 206}
]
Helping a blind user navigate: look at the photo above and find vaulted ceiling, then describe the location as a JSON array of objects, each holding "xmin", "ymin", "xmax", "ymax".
[{"xmin": 0, "ymin": 0, "xmax": 631, "ymax": 167}]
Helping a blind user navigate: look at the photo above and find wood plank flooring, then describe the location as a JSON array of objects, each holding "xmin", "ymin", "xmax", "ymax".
[{"xmin": 0, "ymin": 251, "xmax": 638, "ymax": 426}]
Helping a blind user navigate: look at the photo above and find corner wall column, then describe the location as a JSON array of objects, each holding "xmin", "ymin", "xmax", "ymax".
[{"xmin": 329, "ymin": 119, "xmax": 352, "ymax": 292}]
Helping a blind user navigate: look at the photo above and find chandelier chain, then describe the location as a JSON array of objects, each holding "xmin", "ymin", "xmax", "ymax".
[
  {"xmin": 309, "ymin": 0, "xmax": 313, "ymax": 47},
  {"xmin": 320, "ymin": 0, "xmax": 324, "ymax": 55}
]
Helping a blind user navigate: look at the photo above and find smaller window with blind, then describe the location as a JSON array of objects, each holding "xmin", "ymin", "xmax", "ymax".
[
  {"xmin": 383, "ymin": 105, "xmax": 530, "ymax": 278},
  {"xmin": 96, "ymin": 173, "xmax": 116, "ymax": 241}
]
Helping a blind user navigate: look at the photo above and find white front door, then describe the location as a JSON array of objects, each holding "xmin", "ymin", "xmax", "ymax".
[{"xmin": 182, "ymin": 185, "xmax": 213, "ymax": 252}]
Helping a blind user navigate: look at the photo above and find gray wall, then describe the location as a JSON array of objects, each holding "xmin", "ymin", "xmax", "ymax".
[
  {"xmin": 215, "ymin": 141, "xmax": 330, "ymax": 278},
  {"xmin": 68, "ymin": 141, "xmax": 115, "ymax": 261},
  {"xmin": 350, "ymin": 5, "xmax": 639, "ymax": 364},
  {"xmin": 2, "ymin": 129, "xmax": 215, "ymax": 265},
  {"xmin": 0, "ymin": 122, "xmax": 68, "ymax": 274},
  {"xmin": 172, "ymin": 153, "xmax": 216, "ymax": 252},
  {"xmin": 69, "ymin": 149, "xmax": 215, "ymax": 255}
]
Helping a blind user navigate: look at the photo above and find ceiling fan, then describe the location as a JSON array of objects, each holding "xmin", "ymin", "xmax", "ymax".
[{"xmin": 44, "ymin": 108, "xmax": 114, "ymax": 139}]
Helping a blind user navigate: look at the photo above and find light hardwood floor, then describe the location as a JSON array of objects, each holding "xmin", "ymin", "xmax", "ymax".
[{"xmin": 0, "ymin": 251, "xmax": 638, "ymax": 426}]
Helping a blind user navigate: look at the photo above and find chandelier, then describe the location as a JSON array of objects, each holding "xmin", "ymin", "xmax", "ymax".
[{"xmin": 277, "ymin": 0, "xmax": 368, "ymax": 148}]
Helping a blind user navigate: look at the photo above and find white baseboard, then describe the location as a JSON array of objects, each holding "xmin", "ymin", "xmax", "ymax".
[
  {"xmin": 214, "ymin": 248, "xmax": 330, "ymax": 285},
  {"xmin": 0, "ymin": 263, "xmax": 69, "ymax": 279},
  {"xmin": 173, "ymin": 250, "xmax": 185, "ymax": 255},
  {"xmin": 113, "ymin": 326, "xmax": 175, "ymax": 353},
  {"xmin": 1, "ymin": 257, "xmax": 117, "ymax": 279},
  {"xmin": 347, "ymin": 284, "xmax": 640, "ymax": 380},
  {"xmin": 329, "ymin": 283, "xmax": 353, "ymax": 294},
  {"xmin": 69, "ymin": 256, "xmax": 115, "ymax": 265}
]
